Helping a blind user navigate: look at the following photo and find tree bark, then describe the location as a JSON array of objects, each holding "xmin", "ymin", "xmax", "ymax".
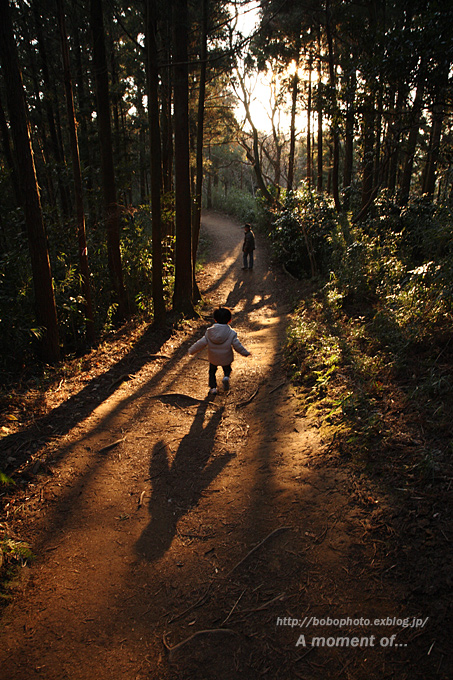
[
  {"xmin": 58, "ymin": 0, "xmax": 95, "ymax": 343},
  {"xmin": 287, "ymin": 70, "xmax": 298, "ymax": 192},
  {"xmin": 306, "ymin": 55, "xmax": 312, "ymax": 188},
  {"xmin": 171, "ymin": 0, "xmax": 195, "ymax": 315},
  {"xmin": 146, "ymin": 0, "xmax": 166, "ymax": 325},
  {"xmin": 399, "ymin": 65, "xmax": 425, "ymax": 206},
  {"xmin": 360, "ymin": 94, "xmax": 376, "ymax": 211},
  {"xmin": 325, "ymin": 0, "xmax": 340, "ymax": 211},
  {"xmin": 0, "ymin": 0, "xmax": 60, "ymax": 362},
  {"xmin": 192, "ymin": 0, "xmax": 208, "ymax": 303},
  {"xmin": 316, "ymin": 33, "xmax": 323, "ymax": 193},
  {"xmin": 90, "ymin": 0, "xmax": 129, "ymax": 320},
  {"xmin": 343, "ymin": 65, "xmax": 356, "ymax": 210}
]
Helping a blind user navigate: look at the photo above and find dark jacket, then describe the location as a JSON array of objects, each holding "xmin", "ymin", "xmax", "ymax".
[{"xmin": 243, "ymin": 230, "xmax": 255, "ymax": 253}]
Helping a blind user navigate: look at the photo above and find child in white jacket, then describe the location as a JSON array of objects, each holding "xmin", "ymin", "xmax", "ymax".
[{"xmin": 188, "ymin": 307, "xmax": 251, "ymax": 395}]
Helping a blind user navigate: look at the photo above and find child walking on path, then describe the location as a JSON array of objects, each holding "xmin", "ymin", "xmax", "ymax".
[{"xmin": 188, "ymin": 307, "xmax": 251, "ymax": 395}]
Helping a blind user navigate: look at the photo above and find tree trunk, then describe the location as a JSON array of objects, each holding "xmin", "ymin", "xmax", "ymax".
[
  {"xmin": 90, "ymin": 0, "xmax": 129, "ymax": 320},
  {"xmin": 171, "ymin": 0, "xmax": 194, "ymax": 315},
  {"xmin": 33, "ymin": 3, "xmax": 71, "ymax": 218},
  {"xmin": 316, "ymin": 35, "xmax": 323, "ymax": 193},
  {"xmin": 306, "ymin": 55, "xmax": 312, "ymax": 188},
  {"xmin": 387, "ymin": 85, "xmax": 406, "ymax": 196},
  {"xmin": 0, "ymin": 91, "xmax": 20, "ymax": 205},
  {"xmin": 360, "ymin": 94, "xmax": 376, "ymax": 211},
  {"xmin": 146, "ymin": 0, "xmax": 166, "ymax": 325},
  {"xmin": 400, "ymin": 66, "xmax": 425, "ymax": 206},
  {"xmin": 57, "ymin": 0, "xmax": 95, "ymax": 343},
  {"xmin": 325, "ymin": 0, "xmax": 340, "ymax": 211},
  {"xmin": 192, "ymin": 0, "xmax": 208, "ymax": 303},
  {"xmin": 343, "ymin": 65, "xmax": 356, "ymax": 210},
  {"xmin": 423, "ymin": 103, "xmax": 444, "ymax": 198},
  {"xmin": 0, "ymin": 0, "xmax": 60, "ymax": 362},
  {"xmin": 287, "ymin": 70, "xmax": 298, "ymax": 192}
]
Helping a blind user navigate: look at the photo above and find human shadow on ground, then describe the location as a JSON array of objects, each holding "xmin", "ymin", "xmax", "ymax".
[
  {"xmin": 135, "ymin": 397, "xmax": 233, "ymax": 563},
  {"xmin": 0, "ymin": 323, "xmax": 173, "ymax": 475}
]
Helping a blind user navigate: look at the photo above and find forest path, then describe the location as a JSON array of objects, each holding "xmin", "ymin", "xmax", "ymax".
[{"xmin": 0, "ymin": 212, "xmax": 434, "ymax": 679}]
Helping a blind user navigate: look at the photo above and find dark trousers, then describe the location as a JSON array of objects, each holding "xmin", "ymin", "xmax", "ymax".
[
  {"xmin": 243, "ymin": 250, "xmax": 254, "ymax": 269},
  {"xmin": 209, "ymin": 363, "xmax": 231, "ymax": 388}
]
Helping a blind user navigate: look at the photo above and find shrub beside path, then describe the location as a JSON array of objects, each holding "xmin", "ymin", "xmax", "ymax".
[{"xmin": 0, "ymin": 211, "xmax": 448, "ymax": 679}]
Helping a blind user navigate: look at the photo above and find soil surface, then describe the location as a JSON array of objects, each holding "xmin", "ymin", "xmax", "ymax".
[{"xmin": 0, "ymin": 212, "xmax": 450, "ymax": 679}]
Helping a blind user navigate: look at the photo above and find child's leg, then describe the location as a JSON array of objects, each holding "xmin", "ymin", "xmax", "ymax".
[
  {"xmin": 222, "ymin": 364, "xmax": 231, "ymax": 390},
  {"xmin": 209, "ymin": 363, "xmax": 218, "ymax": 388}
]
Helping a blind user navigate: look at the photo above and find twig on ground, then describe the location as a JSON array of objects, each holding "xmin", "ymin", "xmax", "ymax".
[
  {"xmin": 138, "ymin": 490, "xmax": 146, "ymax": 508},
  {"xmin": 236, "ymin": 592, "xmax": 286, "ymax": 617},
  {"xmin": 164, "ymin": 628, "xmax": 240, "ymax": 659},
  {"xmin": 220, "ymin": 589, "xmax": 246, "ymax": 625},
  {"xmin": 225, "ymin": 527, "xmax": 292, "ymax": 577},
  {"xmin": 167, "ymin": 582, "xmax": 213, "ymax": 624},
  {"xmin": 269, "ymin": 380, "xmax": 286, "ymax": 394},
  {"xmin": 236, "ymin": 386, "xmax": 260, "ymax": 409},
  {"xmin": 98, "ymin": 437, "xmax": 126, "ymax": 453}
]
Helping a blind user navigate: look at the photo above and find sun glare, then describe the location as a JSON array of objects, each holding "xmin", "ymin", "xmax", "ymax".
[{"xmin": 232, "ymin": 4, "xmax": 309, "ymax": 135}]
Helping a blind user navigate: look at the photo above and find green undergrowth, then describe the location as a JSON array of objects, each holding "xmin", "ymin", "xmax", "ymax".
[
  {"xmin": 0, "ymin": 525, "xmax": 33, "ymax": 605},
  {"xmin": 282, "ymin": 193, "xmax": 453, "ymax": 493}
]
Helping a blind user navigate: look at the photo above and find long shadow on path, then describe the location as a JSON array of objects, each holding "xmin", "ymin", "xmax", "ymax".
[{"xmin": 135, "ymin": 398, "xmax": 233, "ymax": 563}]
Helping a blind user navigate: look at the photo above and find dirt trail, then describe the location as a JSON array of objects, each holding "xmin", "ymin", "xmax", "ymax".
[{"xmin": 0, "ymin": 212, "xmax": 445, "ymax": 679}]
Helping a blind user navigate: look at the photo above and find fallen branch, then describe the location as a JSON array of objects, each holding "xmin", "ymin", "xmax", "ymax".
[
  {"xmin": 225, "ymin": 527, "xmax": 292, "ymax": 577},
  {"xmin": 234, "ymin": 592, "xmax": 286, "ymax": 619},
  {"xmin": 164, "ymin": 628, "xmax": 240, "ymax": 659},
  {"xmin": 220, "ymin": 589, "xmax": 246, "ymax": 625},
  {"xmin": 236, "ymin": 386, "xmax": 260, "ymax": 409},
  {"xmin": 98, "ymin": 437, "xmax": 126, "ymax": 453},
  {"xmin": 269, "ymin": 380, "xmax": 286, "ymax": 394},
  {"xmin": 167, "ymin": 582, "xmax": 213, "ymax": 624}
]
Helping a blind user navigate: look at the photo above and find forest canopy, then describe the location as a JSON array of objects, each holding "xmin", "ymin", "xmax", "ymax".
[{"xmin": 0, "ymin": 0, "xmax": 452, "ymax": 381}]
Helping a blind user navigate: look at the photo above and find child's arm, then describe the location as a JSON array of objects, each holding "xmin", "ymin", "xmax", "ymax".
[
  {"xmin": 232, "ymin": 333, "xmax": 251, "ymax": 357},
  {"xmin": 188, "ymin": 335, "xmax": 208, "ymax": 356}
]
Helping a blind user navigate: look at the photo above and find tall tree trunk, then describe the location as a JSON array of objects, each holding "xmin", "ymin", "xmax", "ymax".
[
  {"xmin": 90, "ymin": 0, "xmax": 129, "ymax": 320},
  {"xmin": 400, "ymin": 65, "xmax": 425, "ymax": 206},
  {"xmin": 423, "ymin": 104, "xmax": 444, "ymax": 198},
  {"xmin": 316, "ymin": 34, "xmax": 323, "ymax": 193},
  {"xmin": 237, "ymin": 72, "xmax": 273, "ymax": 204},
  {"xmin": 360, "ymin": 94, "xmax": 376, "ymax": 211},
  {"xmin": 171, "ymin": 0, "xmax": 194, "ymax": 314},
  {"xmin": 287, "ymin": 69, "xmax": 298, "ymax": 192},
  {"xmin": 306, "ymin": 55, "xmax": 312, "ymax": 188},
  {"xmin": 325, "ymin": 0, "xmax": 340, "ymax": 211},
  {"xmin": 0, "ymin": 91, "xmax": 20, "ymax": 205},
  {"xmin": 0, "ymin": 0, "xmax": 60, "ymax": 362},
  {"xmin": 192, "ymin": 0, "xmax": 208, "ymax": 302},
  {"xmin": 343, "ymin": 66, "xmax": 356, "ymax": 210},
  {"xmin": 146, "ymin": 0, "xmax": 166, "ymax": 325},
  {"xmin": 33, "ymin": 3, "xmax": 71, "ymax": 218},
  {"xmin": 422, "ymin": 66, "xmax": 448, "ymax": 200},
  {"xmin": 161, "ymin": 21, "xmax": 173, "ymax": 196},
  {"xmin": 72, "ymin": 17, "xmax": 96, "ymax": 227},
  {"xmin": 386, "ymin": 85, "xmax": 406, "ymax": 196},
  {"xmin": 58, "ymin": 0, "xmax": 95, "ymax": 343}
]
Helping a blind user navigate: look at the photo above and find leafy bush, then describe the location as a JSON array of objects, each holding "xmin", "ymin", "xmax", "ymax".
[
  {"xmin": 268, "ymin": 187, "xmax": 337, "ymax": 278},
  {"xmin": 210, "ymin": 187, "xmax": 258, "ymax": 224}
]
